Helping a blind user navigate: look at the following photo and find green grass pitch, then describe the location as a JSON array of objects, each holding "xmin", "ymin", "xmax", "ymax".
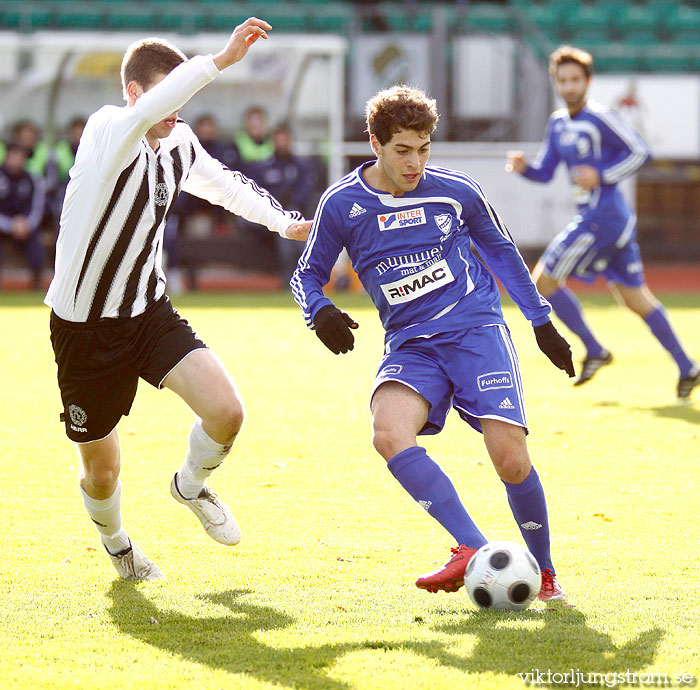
[{"xmin": 1, "ymin": 290, "xmax": 699, "ymax": 690}]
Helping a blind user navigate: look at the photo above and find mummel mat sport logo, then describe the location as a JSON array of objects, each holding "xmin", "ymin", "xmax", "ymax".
[
  {"xmin": 381, "ymin": 259, "xmax": 454, "ymax": 305},
  {"xmin": 477, "ymin": 371, "xmax": 514, "ymax": 392},
  {"xmin": 377, "ymin": 207, "xmax": 426, "ymax": 231}
]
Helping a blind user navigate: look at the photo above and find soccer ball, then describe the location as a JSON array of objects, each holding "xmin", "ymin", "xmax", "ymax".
[{"xmin": 464, "ymin": 541, "xmax": 541, "ymax": 611}]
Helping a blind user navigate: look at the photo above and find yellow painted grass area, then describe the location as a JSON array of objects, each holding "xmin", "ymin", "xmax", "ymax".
[{"xmin": 1, "ymin": 292, "xmax": 698, "ymax": 689}]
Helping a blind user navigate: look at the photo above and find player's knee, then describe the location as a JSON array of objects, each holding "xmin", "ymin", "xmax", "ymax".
[
  {"xmin": 494, "ymin": 454, "xmax": 530, "ymax": 484},
  {"xmin": 535, "ymin": 273, "xmax": 558, "ymax": 297},
  {"xmin": 82, "ymin": 464, "xmax": 120, "ymax": 494},
  {"xmin": 208, "ymin": 399, "xmax": 244, "ymax": 444},
  {"xmin": 372, "ymin": 426, "xmax": 408, "ymax": 461}
]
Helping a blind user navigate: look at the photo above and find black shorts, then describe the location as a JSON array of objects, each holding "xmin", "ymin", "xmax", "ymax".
[{"xmin": 50, "ymin": 295, "xmax": 206, "ymax": 443}]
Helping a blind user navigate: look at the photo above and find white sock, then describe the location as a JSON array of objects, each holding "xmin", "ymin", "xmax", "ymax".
[
  {"xmin": 80, "ymin": 480, "xmax": 130, "ymax": 554},
  {"xmin": 176, "ymin": 419, "xmax": 232, "ymax": 499}
]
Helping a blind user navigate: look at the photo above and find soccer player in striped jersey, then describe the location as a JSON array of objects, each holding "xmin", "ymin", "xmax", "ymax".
[
  {"xmin": 507, "ymin": 45, "xmax": 699, "ymax": 399},
  {"xmin": 292, "ymin": 85, "xmax": 574, "ymax": 601},
  {"xmin": 45, "ymin": 18, "xmax": 311, "ymax": 580}
]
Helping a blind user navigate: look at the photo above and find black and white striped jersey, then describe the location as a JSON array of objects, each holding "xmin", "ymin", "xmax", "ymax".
[{"xmin": 46, "ymin": 54, "xmax": 301, "ymax": 322}]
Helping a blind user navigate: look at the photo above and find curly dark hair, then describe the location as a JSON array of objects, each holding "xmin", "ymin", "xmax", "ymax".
[{"xmin": 365, "ymin": 85, "xmax": 439, "ymax": 146}]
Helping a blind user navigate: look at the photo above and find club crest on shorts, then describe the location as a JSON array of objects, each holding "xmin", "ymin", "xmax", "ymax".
[
  {"xmin": 477, "ymin": 371, "xmax": 513, "ymax": 392},
  {"xmin": 68, "ymin": 404, "xmax": 87, "ymax": 427},
  {"xmin": 155, "ymin": 182, "xmax": 169, "ymax": 206},
  {"xmin": 379, "ymin": 364, "xmax": 403, "ymax": 378}
]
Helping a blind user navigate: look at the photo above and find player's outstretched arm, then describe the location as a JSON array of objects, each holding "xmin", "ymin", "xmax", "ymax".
[
  {"xmin": 505, "ymin": 150, "xmax": 527, "ymax": 174},
  {"xmin": 213, "ymin": 17, "xmax": 272, "ymax": 71},
  {"xmin": 283, "ymin": 220, "xmax": 312, "ymax": 241},
  {"xmin": 313, "ymin": 305, "xmax": 359, "ymax": 355},
  {"xmin": 533, "ymin": 321, "xmax": 575, "ymax": 377}
]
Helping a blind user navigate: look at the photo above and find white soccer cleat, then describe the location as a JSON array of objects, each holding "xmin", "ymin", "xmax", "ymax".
[
  {"xmin": 170, "ymin": 473, "xmax": 242, "ymax": 546},
  {"xmin": 106, "ymin": 540, "xmax": 165, "ymax": 580}
]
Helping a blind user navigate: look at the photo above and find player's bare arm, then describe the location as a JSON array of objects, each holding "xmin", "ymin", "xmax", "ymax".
[
  {"xmin": 505, "ymin": 150, "xmax": 527, "ymax": 174},
  {"xmin": 212, "ymin": 17, "xmax": 272, "ymax": 71},
  {"xmin": 284, "ymin": 220, "xmax": 312, "ymax": 241}
]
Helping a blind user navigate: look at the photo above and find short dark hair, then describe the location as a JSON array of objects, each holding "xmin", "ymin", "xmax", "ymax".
[
  {"xmin": 5, "ymin": 142, "xmax": 28, "ymax": 157},
  {"xmin": 549, "ymin": 45, "xmax": 594, "ymax": 80},
  {"xmin": 121, "ymin": 38, "xmax": 187, "ymax": 98},
  {"xmin": 365, "ymin": 85, "xmax": 439, "ymax": 146}
]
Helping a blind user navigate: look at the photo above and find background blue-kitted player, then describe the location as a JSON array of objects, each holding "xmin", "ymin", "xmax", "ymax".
[
  {"xmin": 507, "ymin": 45, "xmax": 699, "ymax": 399},
  {"xmin": 292, "ymin": 85, "xmax": 575, "ymax": 601}
]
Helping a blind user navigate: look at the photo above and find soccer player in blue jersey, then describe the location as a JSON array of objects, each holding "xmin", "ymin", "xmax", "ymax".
[
  {"xmin": 507, "ymin": 45, "xmax": 699, "ymax": 399},
  {"xmin": 292, "ymin": 85, "xmax": 575, "ymax": 600}
]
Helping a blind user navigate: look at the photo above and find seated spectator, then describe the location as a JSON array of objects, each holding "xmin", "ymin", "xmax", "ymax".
[
  {"xmin": 196, "ymin": 113, "xmax": 241, "ymax": 171},
  {"xmin": 6, "ymin": 120, "xmax": 50, "ymax": 177},
  {"xmin": 45, "ymin": 117, "xmax": 86, "ymax": 220},
  {"xmin": 166, "ymin": 114, "xmax": 241, "ymax": 290},
  {"xmin": 247, "ymin": 122, "xmax": 314, "ymax": 285},
  {"xmin": 0, "ymin": 144, "xmax": 45, "ymax": 289},
  {"xmin": 234, "ymin": 106, "xmax": 274, "ymax": 165}
]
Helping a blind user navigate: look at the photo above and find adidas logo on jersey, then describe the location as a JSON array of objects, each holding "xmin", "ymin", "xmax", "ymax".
[
  {"xmin": 349, "ymin": 203, "xmax": 366, "ymax": 218},
  {"xmin": 521, "ymin": 521, "xmax": 542, "ymax": 531},
  {"xmin": 499, "ymin": 397, "xmax": 516, "ymax": 409},
  {"xmin": 418, "ymin": 500, "xmax": 432, "ymax": 512}
]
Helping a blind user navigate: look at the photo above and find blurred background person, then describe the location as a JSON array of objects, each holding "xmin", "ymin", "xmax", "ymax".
[
  {"xmin": 44, "ymin": 117, "xmax": 86, "ymax": 223},
  {"xmin": 0, "ymin": 143, "xmax": 45, "ymax": 289},
  {"xmin": 247, "ymin": 122, "xmax": 314, "ymax": 286},
  {"xmin": 234, "ymin": 105, "xmax": 273, "ymax": 165},
  {"xmin": 165, "ymin": 114, "xmax": 241, "ymax": 292}
]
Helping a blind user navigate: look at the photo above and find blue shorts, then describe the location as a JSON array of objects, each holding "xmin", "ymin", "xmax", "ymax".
[
  {"xmin": 541, "ymin": 211, "xmax": 645, "ymax": 287},
  {"xmin": 371, "ymin": 325, "xmax": 527, "ymax": 435}
]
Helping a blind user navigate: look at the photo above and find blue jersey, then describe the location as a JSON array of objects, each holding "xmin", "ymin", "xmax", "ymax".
[
  {"xmin": 292, "ymin": 162, "xmax": 550, "ymax": 352},
  {"xmin": 523, "ymin": 100, "xmax": 650, "ymax": 222}
]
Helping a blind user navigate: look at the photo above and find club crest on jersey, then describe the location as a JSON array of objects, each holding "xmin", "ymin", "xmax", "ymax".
[
  {"xmin": 477, "ymin": 371, "xmax": 513, "ymax": 392},
  {"xmin": 435, "ymin": 213, "xmax": 452, "ymax": 235},
  {"xmin": 154, "ymin": 182, "xmax": 169, "ymax": 206},
  {"xmin": 380, "ymin": 259, "xmax": 454, "ymax": 305},
  {"xmin": 377, "ymin": 207, "xmax": 426, "ymax": 232}
]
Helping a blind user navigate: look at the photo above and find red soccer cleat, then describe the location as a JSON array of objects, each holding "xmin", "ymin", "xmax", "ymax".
[
  {"xmin": 415, "ymin": 544, "xmax": 478, "ymax": 593},
  {"xmin": 538, "ymin": 568, "xmax": 567, "ymax": 601}
]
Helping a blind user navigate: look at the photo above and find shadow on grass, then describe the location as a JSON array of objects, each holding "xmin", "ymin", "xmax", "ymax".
[
  {"xmin": 594, "ymin": 399, "xmax": 700, "ymax": 426},
  {"xmin": 108, "ymin": 583, "xmax": 365, "ymax": 690},
  {"xmin": 632, "ymin": 403, "xmax": 700, "ymax": 426},
  {"xmin": 424, "ymin": 605, "xmax": 664, "ymax": 676},
  {"xmin": 108, "ymin": 583, "xmax": 664, "ymax": 688}
]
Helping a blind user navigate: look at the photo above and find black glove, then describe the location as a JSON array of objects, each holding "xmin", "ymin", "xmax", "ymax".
[
  {"xmin": 534, "ymin": 321, "xmax": 575, "ymax": 377},
  {"xmin": 313, "ymin": 305, "xmax": 358, "ymax": 355}
]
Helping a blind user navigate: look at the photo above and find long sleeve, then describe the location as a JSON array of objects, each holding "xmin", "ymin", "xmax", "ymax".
[
  {"xmin": 291, "ymin": 196, "xmax": 345, "ymax": 328},
  {"xmin": 89, "ymin": 55, "xmax": 221, "ymax": 182},
  {"xmin": 522, "ymin": 117, "xmax": 562, "ymax": 184},
  {"xmin": 593, "ymin": 109, "xmax": 650, "ymax": 184},
  {"xmin": 182, "ymin": 138, "xmax": 302, "ymax": 236},
  {"xmin": 465, "ymin": 186, "xmax": 551, "ymax": 326}
]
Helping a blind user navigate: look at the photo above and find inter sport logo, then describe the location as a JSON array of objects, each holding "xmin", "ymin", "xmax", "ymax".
[
  {"xmin": 380, "ymin": 259, "xmax": 454, "ymax": 305},
  {"xmin": 477, "ymin": 371, "xmax": 514, "ymax": 392},
  {"xmin": 377, "ymin": 207, "xmax": 426, "ymax": 231}
]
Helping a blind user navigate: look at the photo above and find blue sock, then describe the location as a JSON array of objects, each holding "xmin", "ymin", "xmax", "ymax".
[
  {"xmin": 502, "ymin": 466, "xmax": 554, "ymax": 573},
  {"xmin": 548, "ymin": 287, "xmax": 606, "ymax": 358},
  {"xmin": 644, "ymin": 306, "xmax": 695, "ymax": 378},
  {"xmin": 387, "ymin": 447, "xmax": 487, "ymax": 549}
]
